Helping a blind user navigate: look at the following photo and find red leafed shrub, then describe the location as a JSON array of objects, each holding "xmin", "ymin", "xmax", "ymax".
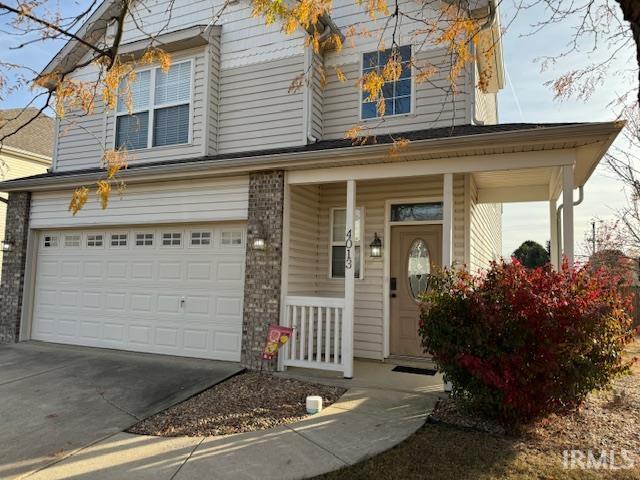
[{"xmin": 419, "ymin": 259, "xmax": 637, "ymax": 426}]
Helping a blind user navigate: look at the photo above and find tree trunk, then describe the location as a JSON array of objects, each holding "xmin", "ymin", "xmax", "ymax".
[{"xmin": 617, "ymin": 0, "xmax": 640, "ymax": 105}]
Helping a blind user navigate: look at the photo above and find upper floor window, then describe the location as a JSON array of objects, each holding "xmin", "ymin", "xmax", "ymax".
[
  {"xmin": 361, "ymin": 45, "xmax": 412, "ymax": 120},
  {"xmin": 116, "ymin": 60, "xmax": 192, "ymax": 150}
]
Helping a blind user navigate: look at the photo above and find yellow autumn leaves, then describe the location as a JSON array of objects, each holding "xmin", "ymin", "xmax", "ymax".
[
  {"xmin": 57, "ymin": 48, "xmax": 169, "ymax": 215},
  {"xmin": 55, "ymin": 0, "xmax": 485, "ymax": 214},
  {"xmin": 68, "ymin": 149, "xmax": 128, "ymax": 215}
]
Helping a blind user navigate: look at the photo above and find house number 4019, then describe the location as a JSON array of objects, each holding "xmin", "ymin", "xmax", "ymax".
[{"xmin": 345, "ymin": 229, "xmax": 353, "ymax": 270}]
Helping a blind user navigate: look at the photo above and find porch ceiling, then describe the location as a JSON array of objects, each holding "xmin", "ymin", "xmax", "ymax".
[{"xmin": 473, "ymin": 167, "xmax": 557, "ymax": 203}]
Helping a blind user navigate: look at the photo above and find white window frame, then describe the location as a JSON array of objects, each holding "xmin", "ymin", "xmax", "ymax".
[
  {"xmin": 359, "ymin": 45, "xmax": 415, "ymax": 121},
  {"xmin": 63, "ymin": 234, "xmax": 81, "ymax": 248},
  {"xmin": 135, "ymin": 232, "xmax": 155, "ymax": 247},
  {"xmin": 189, "ymin": 230, "xmax": 212, "ymax": 247},
  {"xmin": 220, "ymin": 229, "xmax": 244, "ymax": 248},
  {"xmin": 109, "ymin": 232, "xmax": 129, "ymax": 248},
  {"xmin": 86, "ymin": 233, "xmax": 105, "ymax": 248},
  {"xmin": 329, "ymin": 207, "xmax": 365, "ymax": 280},
  {"xmin": 161, "ymin": 231, "xmax": 183, "ymax": 248},
  {"xmin": 43, "ymin": 234, "xmax": 59, "ymax": 248},
  {"xmin": 114, "ymin": 58, "xmax": 195, "ymax": 150}
]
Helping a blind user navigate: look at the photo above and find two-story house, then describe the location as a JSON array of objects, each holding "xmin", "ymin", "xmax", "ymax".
[{"xmin": 0, "ymin": 0, "xmax": 622, "ymax": 378}]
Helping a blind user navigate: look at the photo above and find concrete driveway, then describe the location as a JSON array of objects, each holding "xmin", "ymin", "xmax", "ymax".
[{"xmin": 0, "ymin": 342, "xmax": 243, "ymax": 480}]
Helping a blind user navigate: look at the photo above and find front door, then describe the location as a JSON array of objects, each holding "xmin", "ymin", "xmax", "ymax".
[{"xmin": 390, "ymin": 225, "xmax": 442, "ymax": 357}]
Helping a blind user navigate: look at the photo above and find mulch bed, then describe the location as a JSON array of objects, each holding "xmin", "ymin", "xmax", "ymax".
[{"xmin": 127, "ymin": 372, "xmax": 346, "ymax": 437}]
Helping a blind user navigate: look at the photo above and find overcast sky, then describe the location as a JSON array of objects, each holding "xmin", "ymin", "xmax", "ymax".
[{"xmin": 0, "ymin": 1, "xmax": 633, "ymax": 261}]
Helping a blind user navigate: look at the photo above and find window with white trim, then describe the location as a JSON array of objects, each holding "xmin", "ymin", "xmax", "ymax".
[
  {"xmin": 361, "ymin": 45, "xmax": 412, "ymax": 119},
  {"xmin": 221, "ymin": 230, "xmax": 243, "ymax": 246},
  {"xmin": 191, "ymin": 231, "xmax": 211, "ymax": 246},
  {"xmin": 330, "ymin": 208, "xmax": 363, "ymax": 279},
  {"xmin": 43, "ymin": 234, "xmax": 58, "ymax": 248},
  {"xmin": 162, "ymin": 232, "xmax": 182, "ymax": 246},
  {"xmin": 87, "ymin": 234, "xmax": 103, "ymax": 247},
  {"xmin": 64, "ymin": 234, "xmax": 80, "ymax": 247},
  {"xmin": 115, "ymin": 61, "xmax": 192, "ymax": 150},
  {"xmin": 135, "ymin": 233, "xmax": 154, "ymax": 246},
  {"xmin": 110, "ymin": 233, "xmax": 128, "ymax": 247}
]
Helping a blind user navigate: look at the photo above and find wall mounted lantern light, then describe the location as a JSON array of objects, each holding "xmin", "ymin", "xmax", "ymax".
[
  {"xmin": 252, "ymin": 222, "xmax": 267, "ymax": 251},
  {"xmin": 1, "ymin": 239, "xmax": 14, "ymax": 252},
  {"xmin": 369, "ymin": 232, "xmax": 383, "ymax": 258}
]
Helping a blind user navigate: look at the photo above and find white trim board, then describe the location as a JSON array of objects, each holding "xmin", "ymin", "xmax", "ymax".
[{"xmin": 287, "ymin": 150, "xmax": 577, "ymax": 185}]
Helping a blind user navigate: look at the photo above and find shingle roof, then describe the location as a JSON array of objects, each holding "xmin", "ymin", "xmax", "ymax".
[
  {"xmin": 0, "ymin": 121, "xmax": 618, "ymax": 187},
  {"xmin": 0, "ymin": 108, "xmax": 55, "ymax": 158}
]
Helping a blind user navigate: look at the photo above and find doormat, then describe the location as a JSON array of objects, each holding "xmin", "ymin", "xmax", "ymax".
[{"xmin": 392, "ymin": 365, "xmax": 437, "ymax": 376}]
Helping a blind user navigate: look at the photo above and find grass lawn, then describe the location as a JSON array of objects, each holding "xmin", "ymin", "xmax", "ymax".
[{"xmin": 317, "ymin": 339, "xmax": 640, "ymax": 480}]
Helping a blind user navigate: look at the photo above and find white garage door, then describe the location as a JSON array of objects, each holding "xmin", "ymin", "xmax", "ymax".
[{"xmin": 31, "ymin": 224, "xmax": 246, "ymax": 361}]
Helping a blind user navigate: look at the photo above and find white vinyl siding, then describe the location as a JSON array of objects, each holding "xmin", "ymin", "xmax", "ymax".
[
  {"xmin": 121, "ymin": 0, "xmax": 305, "ymax": 69},
  {"xmin": 287, "ymin": 175, "xmax": 466, "ymax": 360},
  {"xmin": 287, "ymin": 185, "xmax": 321, "ymax": 297},
  {"xmin": 217, "ymin": 55, "xmax": 305, "ymax": 153},
  {"xmin": 50, "ymin": 0, "xmax": 480, "ymax": 168},
  {"xmin": 29, "ymin": 176, "xmax": 249, "ymax": 228},
  {"xmin": 468, "ymin": 176, "xmax": 502, "ymax": 271}
]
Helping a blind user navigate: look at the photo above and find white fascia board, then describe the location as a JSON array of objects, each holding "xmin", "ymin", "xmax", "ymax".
[{"xmin": 287, "ymin": 150, "xmax": 577, "ymax": 185}]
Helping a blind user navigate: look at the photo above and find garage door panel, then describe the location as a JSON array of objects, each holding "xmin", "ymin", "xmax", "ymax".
[{"xmin": 31, "ymin": 224, "xmax": 246, "ymax": 361}]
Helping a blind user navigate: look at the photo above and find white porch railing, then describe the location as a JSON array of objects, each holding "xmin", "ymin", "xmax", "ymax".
[{"xmin": 281, "ymin": 296, "xmax": 347, "ymax": 374}]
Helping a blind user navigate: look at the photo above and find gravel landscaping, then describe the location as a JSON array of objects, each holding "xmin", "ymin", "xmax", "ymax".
[{"xmin": 128, "ymin": 372, "xmax": 346, "ymax": 437}]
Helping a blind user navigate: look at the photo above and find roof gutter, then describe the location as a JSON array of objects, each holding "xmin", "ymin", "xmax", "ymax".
[{"xmin": 0, "ymin": 122, "xmax": 623, "ymax": 192}]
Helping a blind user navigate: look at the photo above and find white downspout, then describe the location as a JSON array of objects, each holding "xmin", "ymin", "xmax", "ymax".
[
  {"xmin": 303, "ymin": 23, "xmax": 330, "ymax": 145},
  {"xmin": 556, "ymin": 185, "xmax": 584, "ymax": 266}
]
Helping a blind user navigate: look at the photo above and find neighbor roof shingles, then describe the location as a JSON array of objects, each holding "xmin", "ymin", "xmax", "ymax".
[{"xmin": 0, "ymin": 108, "xmax": 55, "ymax": 158}]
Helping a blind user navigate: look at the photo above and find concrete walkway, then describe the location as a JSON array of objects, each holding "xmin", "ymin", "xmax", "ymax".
[{"xmin": 25, "ymin": 361, "xmax": 444, "ymax": 480}]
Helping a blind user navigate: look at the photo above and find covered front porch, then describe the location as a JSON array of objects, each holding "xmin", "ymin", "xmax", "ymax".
[{"xmin": 275, "ymin": 128, "xmax": 617, "ymax": 379}]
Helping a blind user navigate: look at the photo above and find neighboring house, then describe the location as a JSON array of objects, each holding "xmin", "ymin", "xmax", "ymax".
[
  {"xmin": 0, "ymin": 0, "xmax": 622, "ymax": 378},
  {"xmin": 0, "ymin": 109, "xmax": 53, "ymax": 282}
]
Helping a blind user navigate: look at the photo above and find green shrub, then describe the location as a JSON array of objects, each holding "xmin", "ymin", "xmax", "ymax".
[{"xmin": 419, "ymin": 259, "xmax": 636, "ymax": 426}]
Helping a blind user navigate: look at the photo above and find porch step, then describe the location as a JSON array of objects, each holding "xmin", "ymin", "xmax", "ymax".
[{"xmin": 386, "ymin": 355, "xmax": 438, "ymax": 370}]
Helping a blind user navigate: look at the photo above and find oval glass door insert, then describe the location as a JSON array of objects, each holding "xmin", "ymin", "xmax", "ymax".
[{"xmin": 408, "ymin": 239, "xmax": 431, "ymax": 301}]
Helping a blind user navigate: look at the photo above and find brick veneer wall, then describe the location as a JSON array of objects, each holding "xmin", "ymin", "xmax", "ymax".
[
  {"xmin": 0, "ymin": 192, "xmax": 31, "ymax": 343},
  {"xmin": 241, "ymin": 171, "xmax": 285, "ymax": 370}
]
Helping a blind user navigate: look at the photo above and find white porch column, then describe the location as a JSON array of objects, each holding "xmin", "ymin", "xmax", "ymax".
[
  {"xmin": 343, "ymin": 179, "xmax": 356, "ymax": 379},
  {"xmin": 549, "ymin": 199, "xmax": 559, "ymax": 270},
  {"xmin": 442, "ymin": 173, "xmax": 454, "ymax": 267},
  {"xmin": 562, "ymin": 165, "xmax": 574, "ymax": 267}
]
